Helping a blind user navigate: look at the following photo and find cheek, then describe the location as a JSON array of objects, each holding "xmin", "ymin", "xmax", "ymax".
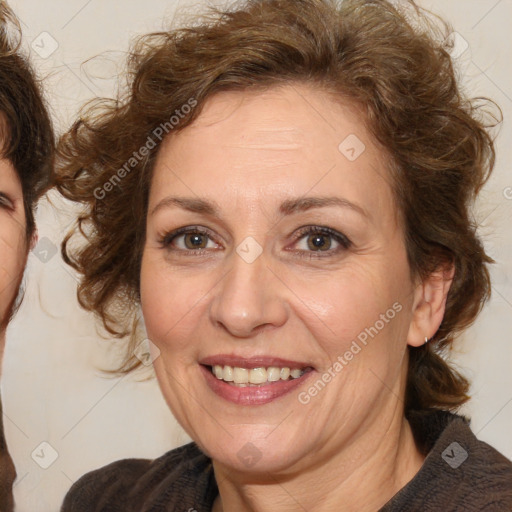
[
  {"xmin": 296, "ymin": 262, "xmax": 400, "ymax": 325},
  {"xmin": 289, "ymin": 257, "xmax": 412, "ymax": 367},
  {"xmin": 140, "ymin": 250, "xmax": 208, "ymax": 353},
  {"xmin": 0, "ymin": 226, "xmax": 26, "ymax": 316},
  {"xmin": 140, "ymin": 238, "xmax": 413, "ymax": 368}
]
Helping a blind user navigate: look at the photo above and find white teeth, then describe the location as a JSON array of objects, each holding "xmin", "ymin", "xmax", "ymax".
[
  {"xmin": 267, "ymin": 367, "xmax": 281, "ymax": 382},
  {"xmin": 249, "ymin": 367, "xmax": 268, "ymax": 384},
  {"xmin": 233, "ymin": 367, "xmax": 249, "ymax": 384},
  {"xmin": 222, "ymin": 366, "xmax": 234, "ymax": 382},
  {"xmin": 210, "ymin": 365, "xmax": 306, "ymax": 385}
]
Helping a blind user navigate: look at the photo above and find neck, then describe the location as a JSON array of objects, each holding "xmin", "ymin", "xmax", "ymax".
[{"xmin": 212, "ymin": 383, "xmax": 424, "ymax": 512}]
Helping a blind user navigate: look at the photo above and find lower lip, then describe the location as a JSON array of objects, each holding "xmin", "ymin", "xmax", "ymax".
[{"xmin": 200, "ymin": 365, "xmax": 314, "ymax": 405}]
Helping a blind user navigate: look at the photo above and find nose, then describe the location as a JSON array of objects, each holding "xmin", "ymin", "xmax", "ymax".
[{"xmin": 208, "ymin": 249, "xmax": 289, "ymax": 338}]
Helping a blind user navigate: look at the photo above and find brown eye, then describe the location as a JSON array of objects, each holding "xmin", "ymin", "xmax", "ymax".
[
  {"xmin": 292, "ymin": 226, "xmax": 352, "ymax": 258},
  {"xmin": 306, "ymin": 233, "xmax": 332, "ymax": 251},
  {"xmin": 183, "ymin": 232, "xmax": 209, "ymax": 249},
  {"xmin": 161, "ymin": 227, "xmax": 219, "ymax": 253}
]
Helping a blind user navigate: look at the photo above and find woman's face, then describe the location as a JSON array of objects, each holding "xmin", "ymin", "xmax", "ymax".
[
  {"xmin": 141, "ymin": 84, "xmax": 423, "ymax": 473},
  {"xmin": 0, "ymin": 157, "xmax": 26, "ymax": 336}
]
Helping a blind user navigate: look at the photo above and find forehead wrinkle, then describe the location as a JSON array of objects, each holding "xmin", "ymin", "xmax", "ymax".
[
  {"xmin": 225, "ymin": 143, "xmax": 303, "ymax": 151},
  {"xmin": 223, "ymin": 126, "xmax": 310, "ymax": 152}
]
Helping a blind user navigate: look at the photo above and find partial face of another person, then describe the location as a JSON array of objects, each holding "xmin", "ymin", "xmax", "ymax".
[
  {"xmin": 0, "ymin": 156, "xmax": 26, "ymax": 338},
  {"xmin": 141, "ymin": 83, "xmax": 427, "ymax": 473}
]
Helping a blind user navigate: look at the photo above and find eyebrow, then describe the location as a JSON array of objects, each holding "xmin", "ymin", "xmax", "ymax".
[{"xmin": 150, "ymin": 195, "xmax": 369, "ymax": 219}]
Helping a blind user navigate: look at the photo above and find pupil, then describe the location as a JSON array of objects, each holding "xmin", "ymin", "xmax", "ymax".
[
  {"xmin": 309, "ymin": 234, "xmax": 330, "ymax": 251},
  {"xmin": 186, "ymin": 233, "xmax": 205, "ymax": 249}
]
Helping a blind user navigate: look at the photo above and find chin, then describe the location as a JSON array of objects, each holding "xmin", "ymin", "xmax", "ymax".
[{"xmin": 194, "ymin": 426, "xmax": 307, "ymax": 474}]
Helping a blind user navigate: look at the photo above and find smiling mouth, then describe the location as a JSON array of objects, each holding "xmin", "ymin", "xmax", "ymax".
[{"xmin": 207, "ymin": 364, "xmax": 313, "ymax": 387}]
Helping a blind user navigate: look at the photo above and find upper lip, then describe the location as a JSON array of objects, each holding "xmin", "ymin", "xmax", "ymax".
[{"xmin": 200, "ymin": 354, "xmax": 313, "ymax": 370}]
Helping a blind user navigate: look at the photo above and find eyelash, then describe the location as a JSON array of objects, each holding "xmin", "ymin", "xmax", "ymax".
[{"xmin": 159, "ymin": 225, "xmax": 352, "ymax": 259}]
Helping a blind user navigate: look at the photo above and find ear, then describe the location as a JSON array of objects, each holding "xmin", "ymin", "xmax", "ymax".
[{"xmin": 406, "ymin": 261, "xmax": 455, "ymax": 347}]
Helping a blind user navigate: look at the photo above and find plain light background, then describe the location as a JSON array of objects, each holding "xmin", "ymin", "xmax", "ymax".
[{"xmin": 1, "ymin": 0, "xmax": 511, "ymax": 510}]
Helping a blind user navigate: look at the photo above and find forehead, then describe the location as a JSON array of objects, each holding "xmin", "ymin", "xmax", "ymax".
[{"xmin": 150, "ymin": 84, "xmax": 396, "ymax": 223}]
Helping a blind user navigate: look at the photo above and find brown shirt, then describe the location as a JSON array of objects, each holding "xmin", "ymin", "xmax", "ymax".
[
  {"xmin": 0, "ymin": 396, "xmax": 15, "ymax": 512},
  {"xmin": 61, "ymin": 410, "xmax": 512, "ymax": 511}
]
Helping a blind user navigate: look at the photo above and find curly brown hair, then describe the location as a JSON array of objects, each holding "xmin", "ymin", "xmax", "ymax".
[
  {"xmin": 56, "ymin": 0, "xmax": 500, "ymax": 413},
  {"xmin": 0, "ymin": 1, "xmax": 54, "ymax": 239}
]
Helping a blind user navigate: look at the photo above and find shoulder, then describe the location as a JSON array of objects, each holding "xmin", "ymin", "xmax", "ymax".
[
  {"xmin": 383, "ymin": 410, "xmax": 512, "ymax": 511},
  {"xmin": 61, "ymin": 442, "xmax": 214, "ymax": 512},
  {"xmin": 60, "ymin": 457, "xmax": 151, "ymax": 512},
  {"xmin": 451, "ymin": 423, "xmax": 512, "ymax": 508},
  {"xmin": 0, "ymin": 399, "xmax": 16, "ymax": 512}
]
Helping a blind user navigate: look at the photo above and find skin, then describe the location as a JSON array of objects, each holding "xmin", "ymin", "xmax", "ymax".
[
  {"xmin": 140, "ymin": 83, "xmax": 453, "ymax": 511},
  {"xmin": 0, "ymin": 156, "xmax": 27, "ymax": 371},
  {"xmin": 0, "ymin": 155, "xmax": 25, "ymax": 511}
]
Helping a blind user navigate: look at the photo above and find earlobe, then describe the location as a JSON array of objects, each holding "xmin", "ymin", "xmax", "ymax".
[{"xmin": 406, "ymin": 262, "xmax": 455, "ymax": 348}]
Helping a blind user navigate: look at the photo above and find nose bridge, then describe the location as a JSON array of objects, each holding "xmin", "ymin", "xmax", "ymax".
[{"xmin": 209, "ymin": 246, "xmax": 288, "ymax": 337}]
